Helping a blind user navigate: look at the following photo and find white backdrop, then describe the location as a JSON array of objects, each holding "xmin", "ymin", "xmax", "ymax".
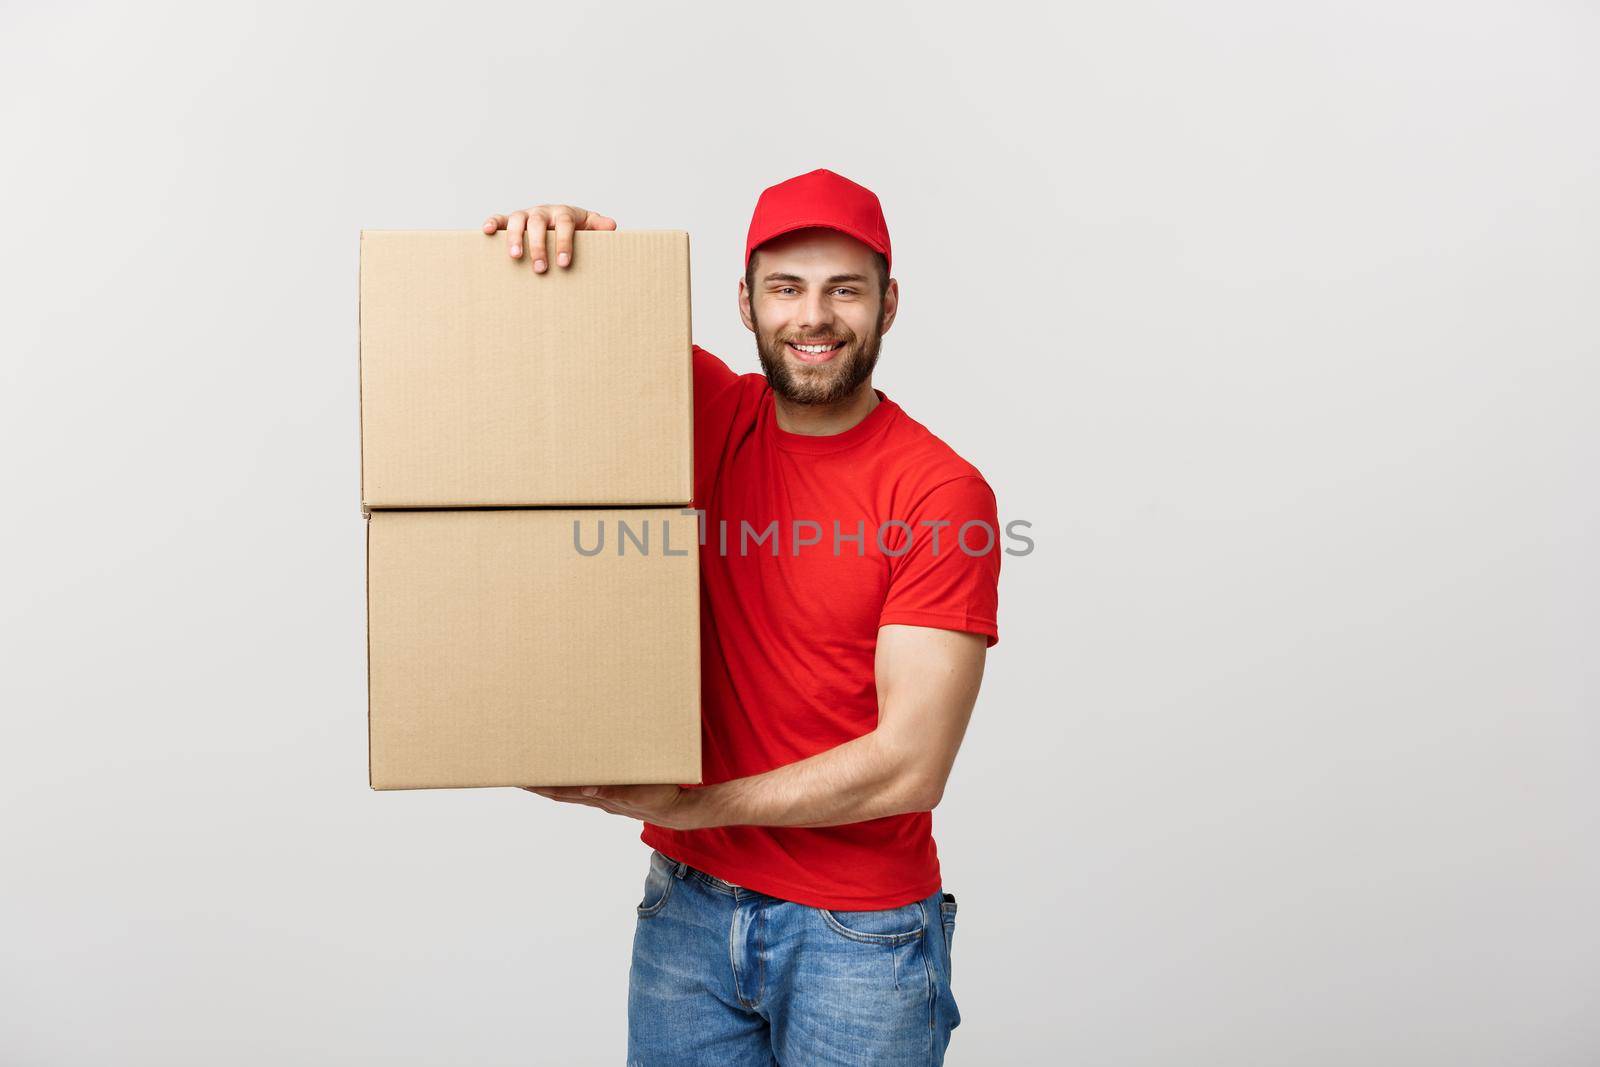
[{"xmin": 2, "ymin": 2, "xmax": 1596, "ymax": 1064}]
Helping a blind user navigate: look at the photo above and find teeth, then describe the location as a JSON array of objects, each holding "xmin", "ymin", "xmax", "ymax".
[{"xmin": 791, "ymin": 342, "xmax": 841, "ymax": 353}]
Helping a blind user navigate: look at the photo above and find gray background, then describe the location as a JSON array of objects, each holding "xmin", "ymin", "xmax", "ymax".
[{"xmin": 2, "ymin": 2, "xmax": 1596, "ymax": 1064}]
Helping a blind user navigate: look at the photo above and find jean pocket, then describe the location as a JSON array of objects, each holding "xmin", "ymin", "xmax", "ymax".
[
  {"xmin": 636, "ymin": 850, "xmax": 675, "ymax": 918},
  {"xmin": 819, "ymin": 900, "xmax": 927, "ymax": 946},
  {"xmin": 939, "ymin": 892, "xmax": 957, "ymax": 955}
]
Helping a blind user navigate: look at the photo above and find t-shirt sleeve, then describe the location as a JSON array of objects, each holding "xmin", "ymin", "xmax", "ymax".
[
  {"xmin": 690, "ymin": 344, "xmax": 749, "ymax": 511},
  {"xmin": 878, "ymin": 476, "xmax": 1002, "ymax": 647},
  {"xmin": 693, "ymin": 344, "xmax": 739, "ymax": 411}
]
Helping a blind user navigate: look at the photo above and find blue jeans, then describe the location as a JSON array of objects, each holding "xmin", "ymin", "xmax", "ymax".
[{"xmin": 628, "ymin": 848, "xmax": 961, "ymax": 1066}]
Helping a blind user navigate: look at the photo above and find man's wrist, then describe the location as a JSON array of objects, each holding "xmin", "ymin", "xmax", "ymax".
[{"xmin": 675, "ymin": 784, "xmax": 721, "ymax": 831}]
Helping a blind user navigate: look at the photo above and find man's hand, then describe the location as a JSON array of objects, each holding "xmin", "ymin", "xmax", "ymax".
[
  {"xmin": 522, "ymin": 783, "xmax": 701, "ymax": 830},
  {"xmin": 482, "ymin": 204, "xmax": 618, "ymax": 272}
]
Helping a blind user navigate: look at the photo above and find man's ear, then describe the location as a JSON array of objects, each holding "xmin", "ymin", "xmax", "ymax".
[
  {"xmin": 738, "ymin": 275, "xmax": 756, "ymax": 333},
  {"xmin": 879, "ymin": 277, "xmax": 900, "ymax": 336}
]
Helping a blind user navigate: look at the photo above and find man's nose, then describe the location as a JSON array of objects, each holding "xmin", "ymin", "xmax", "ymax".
[{"xmin": 797, "ymin": 290, "xmax": 834, "ymax": 330}]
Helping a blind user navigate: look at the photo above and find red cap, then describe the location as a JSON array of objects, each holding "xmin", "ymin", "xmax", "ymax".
[{"xmin": 744, "ymin": 168, "xmax": 892, "ymax": 276}]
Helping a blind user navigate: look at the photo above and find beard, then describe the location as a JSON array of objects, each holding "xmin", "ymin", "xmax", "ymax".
[{"xmin": 752, "ymin": 305, "xmax": 884, "ymax": 406}]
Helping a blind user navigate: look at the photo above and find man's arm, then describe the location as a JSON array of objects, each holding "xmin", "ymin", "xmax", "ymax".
[{"xmin": 678, "ymin": 624, "xmax": 986, "ymax": 829}]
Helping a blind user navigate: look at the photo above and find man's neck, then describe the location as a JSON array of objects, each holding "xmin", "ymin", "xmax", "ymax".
[{"xmin": 772, "ymin": 380, "xmax": 880, "ymax": 437}]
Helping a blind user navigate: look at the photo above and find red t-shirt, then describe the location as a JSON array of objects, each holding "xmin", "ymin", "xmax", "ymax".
[{"xmin": 639, "ymin": 346, "xmax": 1001, "ymax": 909}]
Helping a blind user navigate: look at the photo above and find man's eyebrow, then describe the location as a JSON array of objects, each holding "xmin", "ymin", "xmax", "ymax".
[{"xmin": 762, "ymin": 272, "xmax": 871, "ymax": 285}]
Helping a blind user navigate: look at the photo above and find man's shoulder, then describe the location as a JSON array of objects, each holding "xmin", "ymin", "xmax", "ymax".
[
  {"xmin": 879, "ymin": 398, "xmax": 991, "ymax": 495},
  {"xmin": 693, "ymin": 344, "xmax": 767, "ymax": 402}
]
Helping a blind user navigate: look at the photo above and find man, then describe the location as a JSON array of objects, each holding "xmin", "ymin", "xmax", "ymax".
[{"xmin": 484, "ymin": 169, "xmax": 999, "ymax": 1066}]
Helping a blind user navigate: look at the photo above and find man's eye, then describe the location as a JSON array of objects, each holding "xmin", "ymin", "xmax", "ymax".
[{"xmin": 833, "ymin": 288, "xmax": 856, "ymax": 296}]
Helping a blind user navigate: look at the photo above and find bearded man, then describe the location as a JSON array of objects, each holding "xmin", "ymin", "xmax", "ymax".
[{"xmin": 485, "ymin": 169, "xmax": 1000, "ymax": 1066}]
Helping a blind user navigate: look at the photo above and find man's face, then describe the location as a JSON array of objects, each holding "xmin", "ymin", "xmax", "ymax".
[{"xmin": 741, "ymin": 228, "xmax": 897, "ymax": 406}]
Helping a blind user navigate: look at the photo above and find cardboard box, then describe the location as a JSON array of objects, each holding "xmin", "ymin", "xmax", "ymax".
[
  {"xmin": 367, "ymin": 508, "xmax": 702, "ymax": 790},
  {"xmin": 359, "ymin": 229, "xmax": 693, "ymax": 508}
]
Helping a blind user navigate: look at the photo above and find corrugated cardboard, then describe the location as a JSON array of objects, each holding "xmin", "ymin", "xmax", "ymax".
[
  {"xmin": 359, "ymin": 229, "xmax": 693, "ymax": 508},
  {"xmin": 367, "ymin": 508, "xmax": 702, "ymax": 790}
]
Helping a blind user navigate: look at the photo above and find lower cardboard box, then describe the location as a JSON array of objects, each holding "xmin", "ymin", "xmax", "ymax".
[{"xmin": 366, "ymin": 508, "xmax": 702, "ymax": 789}]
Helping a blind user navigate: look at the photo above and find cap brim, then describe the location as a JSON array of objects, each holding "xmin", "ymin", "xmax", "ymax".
[{"xmin": 747, "ymin": 219, "xmax": 890, "ymax": 270}]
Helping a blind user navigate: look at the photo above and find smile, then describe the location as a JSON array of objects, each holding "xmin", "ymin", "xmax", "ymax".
[{"xmin": 786, "ymin": 341, "xmax": 845, "ymax": 364}]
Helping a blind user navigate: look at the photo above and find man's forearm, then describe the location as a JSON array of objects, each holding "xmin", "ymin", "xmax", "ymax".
[{"xmin": 680, "ymin": 730, "xmax": 934, "ymax": 830}]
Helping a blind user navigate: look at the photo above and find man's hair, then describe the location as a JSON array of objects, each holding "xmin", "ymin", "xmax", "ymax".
[{"xmin": 746, "ymin": 248, "xmax": 890, "ymax": 305}]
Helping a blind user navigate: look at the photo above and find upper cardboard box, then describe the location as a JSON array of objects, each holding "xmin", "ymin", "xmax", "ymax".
[{"xmin": 359, "ymin": 230, "xmax": 693, "ymax": 508}]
